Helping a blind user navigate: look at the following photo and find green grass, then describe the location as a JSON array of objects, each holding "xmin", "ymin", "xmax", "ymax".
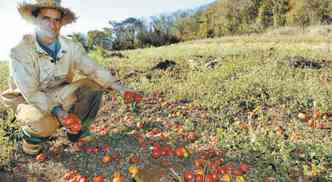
[
  {"xmin": 0, "ymin": 31, "xmax": 331, "ymax": 180},
  {"xmin": 0, "ymin": 62, "xmax": 9, "ymax": 91},
  {"xmin": 92, "ymin": 33, "xmax": 332, "ymax": 180}
]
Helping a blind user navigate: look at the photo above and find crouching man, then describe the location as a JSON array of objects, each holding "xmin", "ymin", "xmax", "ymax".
[{"xmin": 0, "ymin": 0, "xmax": 142, "ymax": 155}]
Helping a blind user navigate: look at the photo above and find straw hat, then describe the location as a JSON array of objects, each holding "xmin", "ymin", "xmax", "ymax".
[{"xmin": 18, "ymin": 0, "xmax": 77, "ymax": 26}]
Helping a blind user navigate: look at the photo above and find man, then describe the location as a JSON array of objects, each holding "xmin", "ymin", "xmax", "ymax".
[{"xmin": 0, "ymin": 0, "xmax": 142, "ymax": 155}]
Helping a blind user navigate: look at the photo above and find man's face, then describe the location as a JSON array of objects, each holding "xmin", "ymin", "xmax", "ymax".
[{"xmin": 38, "ymin": 8, "xmax": 63, "ymax": 36}]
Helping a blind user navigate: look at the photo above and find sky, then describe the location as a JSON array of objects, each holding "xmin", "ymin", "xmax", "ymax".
[{"xmin": 0, "ymin": 0, "xmax": 215, "ymax": 61}]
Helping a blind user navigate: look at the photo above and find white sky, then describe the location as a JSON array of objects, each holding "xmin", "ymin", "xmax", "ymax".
[{"xmin": 0, "ymin": 0, "xmax": 214, "ymax": 60}]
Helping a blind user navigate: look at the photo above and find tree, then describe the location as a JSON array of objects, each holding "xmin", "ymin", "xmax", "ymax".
[
  {"xmin": 287, "ymin": 0, "xmax": 332, "ymax": 29},
  {"xmin": 256, "ymin": 0, "xmax": 273, "ymax": 28},
  {"xmin": 68, "ymin": 33, "xmax": 88, "ymax": 51},
  {"xmin": 110, "ymin": 17, "xmax": 146, "ymax": 50},
  {"xmin": 87, "ymin": 30, "xmax": 110, "ymax": 50},
  {"xmin": 287, "ymin": 0, "xmax": 313, "ymax": 32},
  {"xmin": 272, "ymin": 0, "xmax": 289, "ymax": 27},
  {"xmin": 217, "ymin": 0, "xmax": 259, "ymax": 34}
]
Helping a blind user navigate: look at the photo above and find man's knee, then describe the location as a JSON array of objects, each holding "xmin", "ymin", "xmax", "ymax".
[
  {"xmin": 16, "ymin": 104, "xmax": 60, "ymax": 137},
  {"xmin": 72, "ymin": 79, "xmax": 103, "ymax": 91},
  {"xmin": 71, "ymin": 88, "xmax": 103, "ymax": 122}
]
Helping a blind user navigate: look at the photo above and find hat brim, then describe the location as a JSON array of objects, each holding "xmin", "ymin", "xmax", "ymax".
[{"xmin": 18, "ymin": 3, "xmax": 77, "ymax": 26}]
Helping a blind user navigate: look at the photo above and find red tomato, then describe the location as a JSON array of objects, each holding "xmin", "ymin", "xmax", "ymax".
[
  {"xmin": 63, "ymin": 118, "xmax": 75, "ymax": 126},
  {"xmin": 93, "ymin": 175, "xmax": 104, "ymax": 182},
  {"xmin": 36, "ymin": 153, "xmax": 47, "ymax": 161},
  {"xmin": 206, "ymin": 173, "xmax": 219, "ymax": 182},
  {"xmin": 68, "ymin": 175, "xmax": 81, "ymax": 182},
  {"xmin": 186, "ymin": 132, "xmax": 197, "ymax": 142},
  {"xmin": 86, "ymin": 146, "xmax": 98, "ymax": 154},
  {"xmin": 232, "ymin": 169, "xmax": 243, "ymax": 176},
  {"xmin": 239, "ymin": 162, "xmax": 250, "ymax": 173},
  {"xmin": 318, "ymin": 123, "xmax": 325, "ymax": 129},
  {"xmin": 78, "ymin": 176, "xmax": 89, "ymax": 182},
  {"xmin": 136, "ymin": 122, "xmax": 145, "ymax": 129},
  {"xmin": 161, "ymin": 148, "xmax": 167, "ymax": 156},
  {"xmin": 152, "ymin": 143, "xmax": 161, "ymax": 150},
  {"xmin": 193, "ymin": 159, "xmax": 205, "ymax": 169},
  {"xmin": 123, "ymin": 91, "xmax": 142, "ymax": 104},
  {"xmin": 208, "ymin": 160, "xmax": 220, "ymax": 170},
  {"xmin": 102, "ymin": 155, "xmax": 112, "ymax": 164},
  {"xmin": 70, "ymin": 123, "xmax": 81, "ymax": 133},
  {"xmin": 101, "ymin": 144, "xmax": 111, "ymax": 153},
  {"xmin": 183, "ymin": 170, "xmax": 194, "ymax": 182},
  {"xmin": 222, "ymin": 163, "xmax": 234, "ymax": 174},
  {"xmin": 216, "ymin": 166, "xmax": 224, "ymax": 174},
  {"xmin": 64, "ymin": 170, "xmax": 79, "ymax": 181},
  {"xmin": 195, "ymin": 174, "xmax": 203, "ymax": 182},
  {"xmin": 113, "ymin": 176, "xmax": 125, "ymax": 182},
  {"xmin": 175, "ymin": 146, "xmax": 188, "ymax": 158},
  {"xmin": 113, "ymin": 172, "xmax": 125, "ymax": 182},
  {"xmin": 63, "ymin": 114, "xmax": 80, "ymax": 126},
  {"xmin": 205, "ymin": 173, "xmax": 216, "ymax": 182},
  {"xmin": 163, "ymin": 144, "xmax": 173, "ymax": 156},
  {"xmin": 151, "ymin": 149, "xmax": 161, "ymax": 159},
  {"xmin": 263, "ymin": 176, "xmax": 270, "ymax": 182}
]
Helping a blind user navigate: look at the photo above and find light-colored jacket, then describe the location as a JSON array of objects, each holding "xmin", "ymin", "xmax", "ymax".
[{"xmin": 1, "ymin": 34, "xmax": 125, "ymax": 113}]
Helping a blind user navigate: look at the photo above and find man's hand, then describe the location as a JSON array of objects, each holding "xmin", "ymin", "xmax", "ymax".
[
  {"xmin": 63, "ymin": 113, "xmax": 81, "ymax": 134},
  {"xmin": 52, "ymin": 106, "xmax": 81, "ymax": 134},
  {"xmin": 123, "ymin": 90, "xmax": 142, "ymax": 104}
]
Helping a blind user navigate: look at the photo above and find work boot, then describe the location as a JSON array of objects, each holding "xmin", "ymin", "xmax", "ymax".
[
  {"xmin": 21, "ymin": 139, "xmax": 42, "ymax": 155},
  {"xmin": 67, "ymin": 130, "xmax": 95, "ymax": 143},
  {"xmin": 20, "ymin": 129, "xmax": 49, "ymax": 155}
]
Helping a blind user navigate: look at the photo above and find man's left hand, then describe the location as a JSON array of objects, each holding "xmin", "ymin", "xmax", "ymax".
[{"xmin": 63, "ymin": 113, "xmax": 81, "ymax": 134}]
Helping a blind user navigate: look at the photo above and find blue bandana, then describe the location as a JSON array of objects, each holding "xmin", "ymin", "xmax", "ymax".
[{"xmin": 37, "ymin": 37, "xmax": 61, "ymax": 63}]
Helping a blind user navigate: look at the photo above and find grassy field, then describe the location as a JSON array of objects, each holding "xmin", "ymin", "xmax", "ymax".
[
  {"xmin": 0, "ymin": 62, "xmax": 9, "ymax": 91},
  {"xmin": 0, "ymin": 28, "xmax": 332, "ymax": 181}
]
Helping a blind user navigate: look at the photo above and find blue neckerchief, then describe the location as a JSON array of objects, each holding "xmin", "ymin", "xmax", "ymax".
[{"xmin": 37, "ymin": 37, "xmax": 61, "ymax": 63}]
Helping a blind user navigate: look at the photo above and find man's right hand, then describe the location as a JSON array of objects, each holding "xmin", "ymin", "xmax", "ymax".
[{"xmin": 123, "ymin": 90, "xmax": 142, "ymax": 104}]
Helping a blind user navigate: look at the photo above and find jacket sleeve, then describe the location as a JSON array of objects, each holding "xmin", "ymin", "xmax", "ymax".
[
  {"xmin": 10, "ymin": 50, "xmax": 58, "ymax": 113},
  {"xmin": 72, "ymin": 44, "xmax": 126, "ymax": 94}
]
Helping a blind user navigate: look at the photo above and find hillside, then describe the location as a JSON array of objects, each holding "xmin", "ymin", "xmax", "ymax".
[
  {"xmin": 0, "ymin": 29, "xmax": 331, "ymax": 181},
  {"xmin": 81, "ymin": 0, "xmax": 332, "ymax": 53},
  {"xmin": 178, "ymin": 0, "xmax": 332, "ymax": 38}
]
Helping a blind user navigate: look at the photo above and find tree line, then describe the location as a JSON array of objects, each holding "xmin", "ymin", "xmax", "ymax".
[{"xmin": 69, "ymin": 0, "xmax": 332, "ymax": 51}]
